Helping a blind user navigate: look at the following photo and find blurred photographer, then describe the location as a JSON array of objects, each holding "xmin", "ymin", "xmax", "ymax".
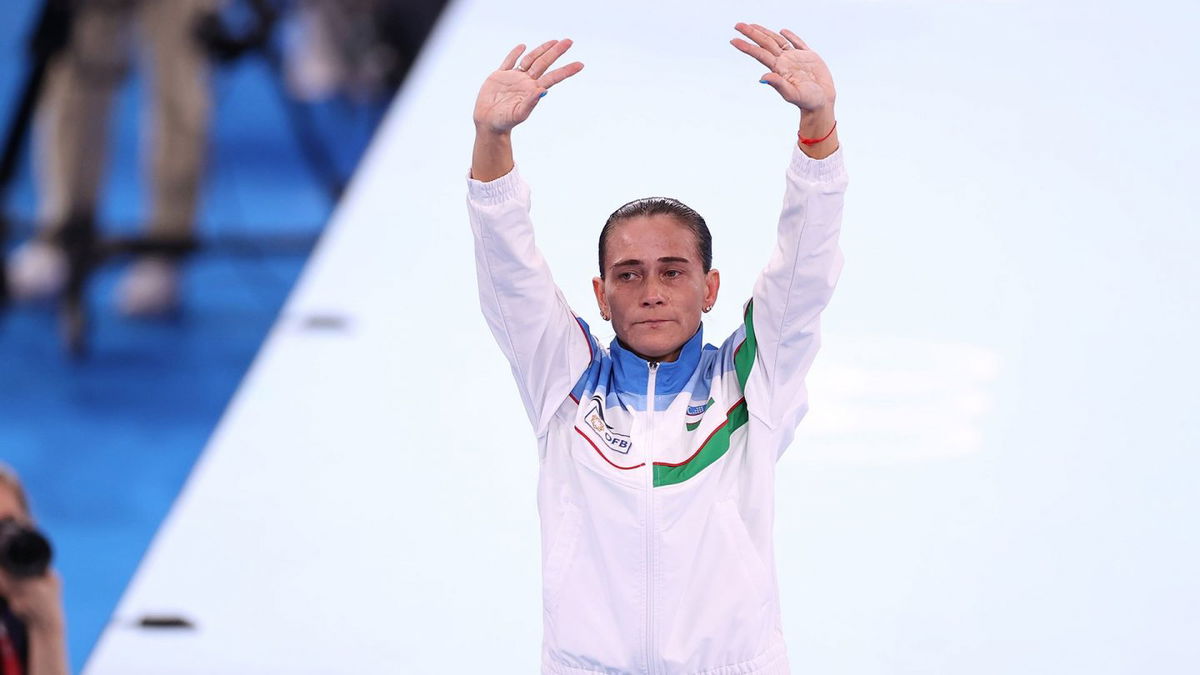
[{"xmin": 0, "ymin": 465, "xmax": 67, "ymax": 675}]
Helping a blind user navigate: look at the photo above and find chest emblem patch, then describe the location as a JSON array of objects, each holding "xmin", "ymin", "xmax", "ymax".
[
  {"xmin": 584, "ymin": 398, "xmax": 633, "ymax": 455},
  {"xmin": 685, "ymin": 397, "xmax": 716, "ymax": 431}
]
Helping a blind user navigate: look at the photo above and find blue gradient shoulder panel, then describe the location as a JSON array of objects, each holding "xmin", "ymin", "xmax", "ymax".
[{"xmin": 569, "ymin": 317, "xmax": 748, "ymax": 413}]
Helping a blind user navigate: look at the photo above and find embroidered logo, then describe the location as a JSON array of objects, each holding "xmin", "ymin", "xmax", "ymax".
[
  {"xmin": 584, "ymin": 398, "xmax": 633, "ymax": 454},
  {"xmin": 685, "ymin": 397, "xmax": 715, "ymax": 431}
]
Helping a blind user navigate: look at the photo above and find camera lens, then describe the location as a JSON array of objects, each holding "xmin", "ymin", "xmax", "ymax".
[{"xmin": 0, "ymin": 518, "xmax": 53, "ymax": 579}]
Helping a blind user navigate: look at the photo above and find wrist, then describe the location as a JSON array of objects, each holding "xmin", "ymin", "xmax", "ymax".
[
  {"xmin": 470, "ymin": 127, "xmax": 516, "ymax": 182},
  {"xmin": 796, "ymin": 111, "xmax": 838, "ymax": 160},
  {"xmin": 473, "ymin": 123, "xmax": 513, "ymax": 140},
  {"xmin": 798, "ymin": 105, "xmax": 835, "ymax": 136},
  {"xmin": 24, "ymin": 612, "xmax": 66, "ymax": 636}
]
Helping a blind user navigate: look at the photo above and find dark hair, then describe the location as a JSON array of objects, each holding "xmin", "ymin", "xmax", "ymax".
[{"xmin": 598, "ymin": 198, "xmax": 712, "ymax": 277}]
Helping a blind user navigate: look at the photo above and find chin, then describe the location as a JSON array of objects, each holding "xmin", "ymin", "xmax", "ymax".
[{"xmin": 625, "ymin": 331, "xmax": 688, "ymax": 362}]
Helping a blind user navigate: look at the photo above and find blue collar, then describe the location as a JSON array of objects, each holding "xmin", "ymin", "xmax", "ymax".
[{"xmin": 609, "ymin": 324, "xmax": 705, "ymax": 409}]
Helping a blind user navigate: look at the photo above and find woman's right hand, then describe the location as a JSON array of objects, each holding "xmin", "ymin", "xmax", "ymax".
[{"xmin": 473, "ymin": 39, "xmax": 584, "ymax": 135}]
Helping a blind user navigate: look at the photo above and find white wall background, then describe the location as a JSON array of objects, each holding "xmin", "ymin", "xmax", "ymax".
[{"xmin": 86, "ymin": 0, "xmax": 1199, "ymax": 673}]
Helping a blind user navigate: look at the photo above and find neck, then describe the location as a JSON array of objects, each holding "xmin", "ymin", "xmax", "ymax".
[{"xmin": 619, "ymin": 342, "xmax": 682, "ymax": 364}]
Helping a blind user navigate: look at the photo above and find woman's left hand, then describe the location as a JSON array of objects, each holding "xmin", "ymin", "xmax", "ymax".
[{"xmin": 730, "ymin": 23, "xmax": 836, "ymax": 115}]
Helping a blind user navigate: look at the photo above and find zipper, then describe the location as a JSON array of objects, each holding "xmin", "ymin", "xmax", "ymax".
[{"xmin": 645, "ymin": 361, "xmax": 658, "ymax": 675}]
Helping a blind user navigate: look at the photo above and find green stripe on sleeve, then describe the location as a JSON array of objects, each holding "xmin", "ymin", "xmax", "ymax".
[{"xmin": 733, "ymin": 300, "xmax": 758, "ymax": 391}]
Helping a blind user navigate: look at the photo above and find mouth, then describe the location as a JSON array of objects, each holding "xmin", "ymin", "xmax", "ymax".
[{"xmin": 635, "ymin": 319, "xmax": 673, "ymax": 327}]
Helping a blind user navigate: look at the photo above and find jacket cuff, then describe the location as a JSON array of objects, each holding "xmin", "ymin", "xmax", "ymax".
[
  {"xmin": 467, "ymin": 164, "xmax": 523, "ymax": 204},
  {"xmin": 788, "ymin": 145, "xmax": 845, "ymax": 184}
]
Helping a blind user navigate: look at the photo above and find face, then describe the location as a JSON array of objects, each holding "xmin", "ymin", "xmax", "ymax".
[
  {"xmin": 0, "ymin": 484, "xmax": 27, "ymax": 524},
  {"xmin": 593, "ymin": 215, "xmax": 719, "ymax": 362},
  {"xmin": 0, "ymin": 485, "xmax": 25, "ymax": 594}
]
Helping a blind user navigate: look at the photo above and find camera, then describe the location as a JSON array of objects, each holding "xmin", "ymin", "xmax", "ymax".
[{"xmin": 0, "ymin": 518, "xmax": 52, "ymax": 579}]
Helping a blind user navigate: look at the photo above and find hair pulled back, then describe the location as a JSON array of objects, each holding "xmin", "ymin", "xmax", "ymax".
[{"xmin": 598, "ymin": 198, "xmax": 712, "ymax": 277}]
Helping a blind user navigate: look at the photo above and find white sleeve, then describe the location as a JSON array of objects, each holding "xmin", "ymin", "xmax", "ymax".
[
  {"xmin": 466, "ymin": 165, "xmax": 596, "ymax": 436},
  {"xmin": 744, "ymin": 145, "xmax": 848, "ymax": 431}
]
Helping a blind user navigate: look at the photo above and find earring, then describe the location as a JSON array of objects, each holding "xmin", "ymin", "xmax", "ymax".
[
  {"xmin": 702, "ymin": 306, "xmax": 712, "ymax": 313},
  {"xmin": 601, "ymin": 311, "xmax": 610, "ymax": 321}
]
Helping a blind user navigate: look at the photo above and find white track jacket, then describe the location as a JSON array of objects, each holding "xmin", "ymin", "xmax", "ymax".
[{"xmin": 467, "ymin": 145, "xmax": 847, "ymax": 674}]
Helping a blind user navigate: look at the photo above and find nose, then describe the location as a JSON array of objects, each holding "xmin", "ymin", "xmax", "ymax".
[{"xmin": 640, "ymin": 277, "xmax": 666, "ymax": 308}]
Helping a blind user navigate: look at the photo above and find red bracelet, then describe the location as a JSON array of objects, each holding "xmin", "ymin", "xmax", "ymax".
[{"xmin": 798, "ymin": 120, "xmax": 837, "ymax": 146}]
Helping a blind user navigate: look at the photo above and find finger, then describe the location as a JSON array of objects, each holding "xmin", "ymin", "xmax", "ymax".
[
  {"xmin": 519, "ymin": 40, "xmax": 559, "ymax": 72},
  {"xmin": 528, "ymin": 38, "xmax": 573, "ymax": 79},
  {"xmin": 7, "ymin": 599, "xmax": 26, "ymax": 619},
  {"xmin": 518, "ymin": 88, "xmax": 547, "ymax": 120},
  {"xmin": 760, "ymin": 72, "xmax": 799, "ymax": 101},
  {"xmin": 751, "ymin": 23, "xmax": 791, "ymax": 52},
  {"xmin": 735, "ymin": 22, "xmax": 781, "ymax": 56},
  {"xmin": 538, "ymin": 61, "xmax": 584, "ymax": 89},
  {"xmin": 780, "ymin": 29, "xmax": 810, "ymax": 50},
  {"xmin": 499, "ymin": 44, "xmax": 525, "ymax": 71},
  {"xmin": 730, "ymin": 37, "xmax": 776, "ymax": 69}
]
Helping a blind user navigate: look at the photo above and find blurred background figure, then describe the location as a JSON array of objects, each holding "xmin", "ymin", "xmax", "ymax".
[
  {"xmin": 7, "ymin": 0, "xmax": 223, "ymax": 317},
  {"xmin": 4, "ymin": 0, "xmax": 444, "ymax": 319},
  {"xmin": 0, "ymin": 464, "xmax": 68, "ymax": 675},
  {"xmin": 285, "ymin": 0, "xmax": 409, "ymax": 103}
]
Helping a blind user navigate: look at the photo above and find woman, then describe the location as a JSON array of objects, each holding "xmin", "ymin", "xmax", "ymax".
[
  {"xmin": 467, "ymin": 23, "xmax": 845, "ymax": 673},
  {"xmin": 0, "ymin": 466, "xmax": 68, "ymax": 675}
]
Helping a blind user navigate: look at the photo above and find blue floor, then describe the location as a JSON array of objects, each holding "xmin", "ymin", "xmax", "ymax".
[{"xmin": 0, "ymin": 2, "xmax": 380, "ymax": 668}]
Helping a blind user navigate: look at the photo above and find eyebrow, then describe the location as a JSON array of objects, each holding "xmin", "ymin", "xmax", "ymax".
[{"xmin": 610, "ymin": 256, "xmax": 692, "ymax": 270}]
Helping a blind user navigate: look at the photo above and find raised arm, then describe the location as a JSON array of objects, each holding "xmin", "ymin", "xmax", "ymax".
[
  {"xmin": 730, "ymin": 23, "xmax": 839, "ymax": 159},
  {"xmin": 729, "ymin": 24, "xmax": 848, "ymax": 431},
  {"xmin": 471, "ymin": 40, "xmax": 584, "ymax": 181},
  {"xmin": 467, "ymin": 41, "xmax": 591, "ymax": 435}
]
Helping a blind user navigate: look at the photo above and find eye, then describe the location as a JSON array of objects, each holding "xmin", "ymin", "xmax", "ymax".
[
  {"xmin": 617, "ymin": 271, "xmax": 638, "ymax": 281},
  {"xmin": 664, "ymin": 269, "xmax": 682, "ymax": 278}
]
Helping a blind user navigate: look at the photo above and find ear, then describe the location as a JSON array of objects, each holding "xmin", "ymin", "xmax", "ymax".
[
  {"xmin": 592, "ymin": 276, "xmax": 609, "ymax": 320},
  {"xmin": 704, "ymin": 269, "xmax": 720, "ymax": 310}
]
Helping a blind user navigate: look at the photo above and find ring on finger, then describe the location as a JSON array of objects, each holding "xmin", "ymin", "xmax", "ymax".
[{"xmin": 515, "ymin": 64, "xmax": 529, "ymax": 72}]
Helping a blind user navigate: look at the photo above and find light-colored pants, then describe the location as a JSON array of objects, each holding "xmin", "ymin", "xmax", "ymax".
[{"xmin": 37, "ymin": 0, "xmax": 219, "ymax": 239}]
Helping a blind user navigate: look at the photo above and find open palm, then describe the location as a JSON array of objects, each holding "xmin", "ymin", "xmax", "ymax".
[
  {"xmin": 730, "ymin": 23, "xmax": 836, "ymax": 112},
  {"xmin": 474, "ymin": 39, "xmax": 584, "ymax": 134}
]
